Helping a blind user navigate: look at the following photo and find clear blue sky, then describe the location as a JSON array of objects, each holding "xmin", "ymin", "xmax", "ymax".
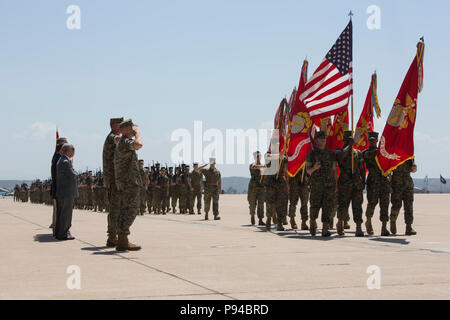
[{"xmin": 1, "ymin": 0, "xmax": 449, "ymax": 179}]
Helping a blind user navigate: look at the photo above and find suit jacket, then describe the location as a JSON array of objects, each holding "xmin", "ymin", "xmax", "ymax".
[
  {"xmin": 50, "ymin": 152, "xmax": 61, "ymax": 199},
  {"xmin": 56, "ymin": 155, "xmax": 79, "ymax": 199}
]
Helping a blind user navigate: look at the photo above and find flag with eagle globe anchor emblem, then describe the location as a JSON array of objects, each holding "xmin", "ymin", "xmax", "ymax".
[
  {"xmin": 287, "ymin": 60, "xmax": 313, "ymax": 177},
  {"xmin": 376, "ymin": 40, "xmax": 424, "ymax": 176}
]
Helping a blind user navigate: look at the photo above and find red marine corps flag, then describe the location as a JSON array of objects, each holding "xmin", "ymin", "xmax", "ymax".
[
  {"xmin": 376, "ymin": 39, "xmax": 425, "ymax": 175},
  {"xmin": 354, "ymin": 72, "xmax": 381, "ymax": 151},
  {"xmin": 300, "ymin": 20, "xmax": 353, "ymax": 119},
  {"xmin": 287, "ymin": 60, "xmax": 313, "ymax": 177},
  {"xmin": 329, "ymin": 110, "xmax": 349, "ymax": 151}
]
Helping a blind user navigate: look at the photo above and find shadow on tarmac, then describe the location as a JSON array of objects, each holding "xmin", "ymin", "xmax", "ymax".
[
  {"xmin": 33, "ymin": 234, "xmax": 58, "ymax": 242},
  {"xmin": 370, "ymin": 237, "xmax": 410, "ymax": 245}
]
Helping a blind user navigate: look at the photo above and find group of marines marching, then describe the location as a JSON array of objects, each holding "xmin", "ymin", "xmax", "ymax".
[{"xmin": 248, "ymin": 130, "xmax": 417, "ymax": 238}]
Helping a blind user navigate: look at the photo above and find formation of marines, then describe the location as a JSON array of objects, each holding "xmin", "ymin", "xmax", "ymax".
[
  {"xmin": 248, "ymin": 130, "xmax": 418, "ymax": 237},
  {"xmin": 142, "ymin": 161, "xmax": 221, "ymax": 220},
  {"xmin": 14, "ymin": 183, "xmax": 31, "ymax": 203}
]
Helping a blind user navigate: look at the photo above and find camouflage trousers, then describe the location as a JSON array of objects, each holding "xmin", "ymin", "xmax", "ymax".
[
  {"xmin": 154, "ymin": 188, "xmax": 168, "ymax": 213},
  {"xmin": 391, "ymin": 176, "xmax": 414, "ymax": 225},
  {"xmin": 191, "ymin": 186, "xmax": 202, "ymax": 211},
  {"xmin": 117, "ymin": 186, "xmax": 139, "ymax": 236},
  {"xmin": 366, "ymin": 178, "xmax": 390, "ymax": 222},
  {"xmin": 171, "ymin": 189, "xmax": 179, "ymax": 212},
  {"xmin": 247, "ymin": 182, "xmax": 265, "ymax": 219},
  {"xmin": 204, "ymin": 185, "xmax": 219, "ymax": 216},
  {"xmin": 330, "ymin": 191, "xmax": 348, "ymax": 222},
  {"xmin": 180, "ymin": 187, "xmax": 193, "ymax": 212},
  {"xmin": 288, "ymin": 183, "xmax": 309, "ymax": 221},
  {"xmin": 139, "ymin": 187, "xmax": 146, "ymax": 214},
  {"xmin": 264, "ymin": 186, "xmax": 277, "ymax": 221},
  {"xmin": 87, "ymin": 189, "xmax": 93, "ymax": 209},
  {"xmin": 337, "ymin": 180, "xmax": 364, "ymax": 224},
  {"xmin": 147, "ymin": 189, "xmax": 153, "ymax": 213},
  {"xmin": 107, "ymin": 184, "xmax": 121, "ymax": 236},
  {"xmin": 309, "ymin": 183, "xmax": 334, "ymax": 224}
]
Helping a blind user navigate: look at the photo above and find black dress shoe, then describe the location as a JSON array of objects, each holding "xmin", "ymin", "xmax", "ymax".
[{"xmin": 57, "ymin": 235, "xmax": 75, "ymax": 241}]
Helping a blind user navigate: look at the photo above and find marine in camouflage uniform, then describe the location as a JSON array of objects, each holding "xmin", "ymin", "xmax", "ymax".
[
  {"xmin": 171, "ymin": 167, "xmax": 182, "ymax": 213},
  {"xmin": 167, "ymin": 167, "xmax": 174, "ymax": 213},
  {"xmin": 201, "ymin": 159, "xmax": 222, "ymax": 220},
  {"xmin": 190, "ymin": 163, "xmax": 203, "ymax": 215},
  {"xmin": 114, "ymin": 119, "xmax": 143, "ymax": 251},
  {"xmin": 151, "ymin": 163, "xmax": 161, "ymax": 213},
  {"xmin": 102, "ymin": 117, "xmax": 123, "ymax": 247},
  {"xmin": 180, "ymin": 165, "xmax": 194, "ymax": 214},
  {"xmin": 154, "ymin": 167, "xmax": 170, "ymax": 214},
  {"xmin": 305, "ymin": 131, "xmax": 337, "ymax": 237},
  {"xmin": 363, "ymin": 132, "xmax": 391, "ymax": 236},
  {"xmin": 288, "ymin": 169, "xmax": 309, "ymax": 231},
  {"xmin": 14, "ymin": 185, "xmax": 20, "ymax": 202},
  {"xmin": 261, "ymin": 152, "xmax": 283, "ymax": 231},
  {"xmin": 390, "ymin": 159, "xmax": 417, "ymax": 236},
  {"xmin": 93, "ymin": 172, "xmax": 106, "ymax": 212},
  {"xmin": 335, "ymin": 131, "xmax": 366, "ymax": 237},
  {"xmin": 138, "ymin": 160, "xmax": 148, "ymax": 215},
  {"xmin": 86, "ymin": 171, "xmax": 94, "ymax": 210},
  {"xmin": 247, "ymin": 151, "xmax": 265, "ymax": 226},
  {"xmin": 20, "ymin": 184, "xmax": 29, "ymax": 202},
  {"xmin": 147, "ymin": 166, "xmax": 155, "ymax": 214}
]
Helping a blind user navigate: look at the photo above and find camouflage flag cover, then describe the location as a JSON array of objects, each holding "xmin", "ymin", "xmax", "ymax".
[{"xmin": 376, "ymin": 40, "xmax": 424, "ymax": 176}]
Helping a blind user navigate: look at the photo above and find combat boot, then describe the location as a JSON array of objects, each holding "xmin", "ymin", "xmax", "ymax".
[
  {"xmin": 116, "ymin": 234, "xmax": 141, "ymax": 251},
  {"xmin": 301, "ymin": 220, "xmax": 309, "ymax": 231},
  {"xmin": 205, "ymin": 212, "xmax": 209, "ymax": 220},
  {"xmin": 276, "ymin": 222, "xmax": 285, "ymax": 231},
  {"xmin": 321, "ymin": 223, "xmax": 331, "ymax": 237},
  {"xmin": 214, "ymin": 215, "xmax": 221, "ymax": 221},
  {"xmin": 336, "ymin": 220, "xmax": 345, "ymax": 236},
  {"xmin": 390, "ymin": 219, "xmax": 397, "ymax": 235},
  {"xmin": 344, "ymin": 221, "xmax": 351, "ymax": 229},
  {"xmin": 266, "ymin": 219, "xmax": 271, "ymax": 231},
  {"xmin": 309, "ymin": 220, "xmax": 317, "ymax": 236},
  {"xmin": 290, "ymin": 217, "xmax": 298, "ymax": 230},
  {"xmin": 365, "ymin": 218, "xmax": 374, "ymax": 235},
  {"xmin": 405, "ymin": 224, "xmax": 417, "ymax": 236},
  {"xmin": 251, "ymin": 215, "xmax": 256, "ymax": 225},
  {"xmin": 258, "ymin": 218, "xmax": 265, "ymax": 226},
  {"xmin": 355, "ymin": 223, "xmax": 365, "ymax": 237},
  {"xmin": 106, "ymin": 234, "xmax": 118, "ymax": 247},
  {"xmin": 381, "ymin": 221, "xmax": 390, "ymax": 236},
  {"xmin": 282, "ymin": 217, "xmax": 288, "ymax": 225}
]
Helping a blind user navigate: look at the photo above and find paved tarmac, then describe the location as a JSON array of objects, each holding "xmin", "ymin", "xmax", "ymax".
[{"xmin": 1, "ymin": 195, "xmax": 450, "ymax": 300}]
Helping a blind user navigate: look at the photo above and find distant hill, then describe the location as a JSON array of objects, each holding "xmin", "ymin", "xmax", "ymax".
[
  {"xmin": 222, "ymin": 177, "xmax": 250, "ymax": 194},
  {"xmin": 1, "ymin": 177, "xmax": 448, "ymax": 194},
  {"xmin": 221, "ymin": 177, "xmax": 450, "ymax": 194},
  {"xmin": 0, "ymin": 180, "xmax": 32, "ymax": 191}
]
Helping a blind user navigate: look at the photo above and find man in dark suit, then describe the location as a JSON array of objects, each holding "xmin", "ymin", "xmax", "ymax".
[
  {"xmin": 50, "ymin": 137, "xmax": 68, "ymax": 233},
  {"xmin": 55, "ymin": 144, "xmax": 78, "ymax": 240}
]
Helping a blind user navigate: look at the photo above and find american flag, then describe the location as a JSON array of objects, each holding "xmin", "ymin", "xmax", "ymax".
[{"xmin": 300, "ymin": 21, "xmax": 353, "ymax": 119}]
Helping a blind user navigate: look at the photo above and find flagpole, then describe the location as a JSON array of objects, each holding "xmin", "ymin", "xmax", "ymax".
[{"xmin": 348, "ymin": 10, "xmax": 354, "ymax": 174}]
